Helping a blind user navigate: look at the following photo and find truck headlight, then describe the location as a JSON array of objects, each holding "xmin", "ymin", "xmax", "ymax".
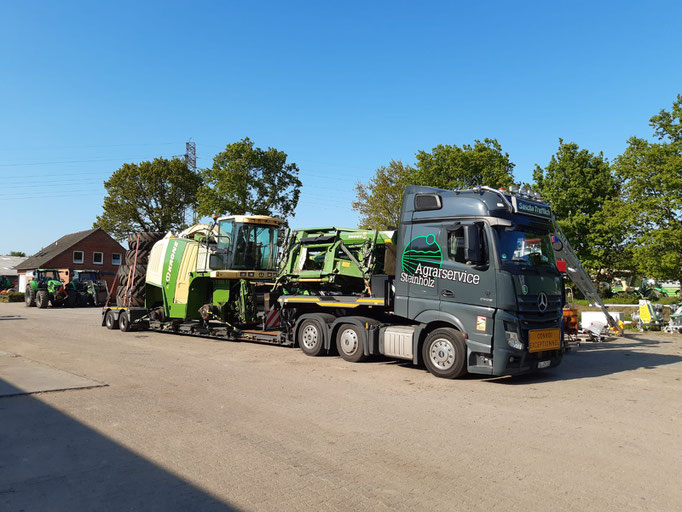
[{"xmin": 506, "ymin": 331, "xmax": 524, "ymax": 350}]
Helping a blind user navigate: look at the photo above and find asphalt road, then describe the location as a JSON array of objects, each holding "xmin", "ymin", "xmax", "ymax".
[{"xmin": 1, "ymin": 303, "xmax": 681, "ymax": 511}]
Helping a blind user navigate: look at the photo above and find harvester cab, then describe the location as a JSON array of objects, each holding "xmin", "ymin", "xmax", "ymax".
[
  {"xmin": 71, "ymin": 269, "xmax": 109, "ymax": 306},
  {"xmin": 25, "ymin": 269, "xmax": 75, "ymax": 308}
]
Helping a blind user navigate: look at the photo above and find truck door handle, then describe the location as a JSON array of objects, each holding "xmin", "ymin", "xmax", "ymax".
[{"xmin": 441, "ymin": 289, "xmax": 454, "ymax": 298}]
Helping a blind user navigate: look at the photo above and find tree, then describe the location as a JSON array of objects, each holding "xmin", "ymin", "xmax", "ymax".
[
  {"xmin": 197, "ymin": 138, "xmax": 301, "ymax": 219},
  {"xmin": 95, "ymin": 157, "xmax": 202, "ymax": 240},
  {"xmin": 9, "ymin": 251, "xmax": 26, "ymax": 257},
  {"xmin": 352, "ymin": 160, "xmax": 416, "ymax": 229},
  {"xmin": 612, "ymin": 94, "xmax": 682, "ymax": 283},
  {"xmin": 415, "ymin": 138, "xmax": 515, "ymax": 190},
  {"xmin": 533, "ymin": 140, "xmax": 625, "ymax": 281}
]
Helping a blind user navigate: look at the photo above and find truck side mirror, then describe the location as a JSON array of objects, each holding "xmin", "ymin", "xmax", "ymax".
[{"xmin": 463, "ymin": 225, "xmax": 482, "ymax": 264}]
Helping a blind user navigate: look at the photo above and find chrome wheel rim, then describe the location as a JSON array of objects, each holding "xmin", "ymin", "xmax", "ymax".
[
  {"xmin": 301, "ymin": 324, "xmax": 319, "ymax": 349},
  {"xmin": 339, "ymin": 328, "xmax": 359, "ymax": 355},
  {"xmin": 430, "ymin": 338, "xmax": 455, "ymax": 370}
]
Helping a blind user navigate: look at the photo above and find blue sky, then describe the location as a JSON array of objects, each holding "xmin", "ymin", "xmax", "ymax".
[{"xmin": 1, "ymin": 0, "xmax": 680, "ymax": 255}]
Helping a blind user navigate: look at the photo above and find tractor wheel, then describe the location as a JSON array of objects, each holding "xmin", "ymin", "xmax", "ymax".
[
  {"xmin": 36, "ymin": 290, "xmax": 50, "ymax": 309},
  {"xmin": 105, "ymin": 310, "xmax": 119, "ymax": 330},
  {"xmin": 64, "ymin": 291, "xmax": 77, "ymax": 308},
  {"xmin": 25, "ymin": 288, "xmax": 36, "ymax": 307}
]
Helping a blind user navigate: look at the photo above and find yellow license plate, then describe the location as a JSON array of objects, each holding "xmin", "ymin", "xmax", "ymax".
[{"xmin": 528, "ymin": 329, "xmax": 561, "ymax": 352}]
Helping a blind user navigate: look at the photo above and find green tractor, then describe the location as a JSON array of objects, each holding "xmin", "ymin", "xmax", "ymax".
[
  {"xmin": 71, "ymin": 269, "xmax": 109, "ymax": 306},
  {"xmin": 24, "ymin": 269, "xmax": 76, "ymax": 309}
]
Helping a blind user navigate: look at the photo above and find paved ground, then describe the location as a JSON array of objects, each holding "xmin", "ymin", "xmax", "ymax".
[{"xmin": 1, "ymin": 303, "xmax": 681, "ymax": 511}]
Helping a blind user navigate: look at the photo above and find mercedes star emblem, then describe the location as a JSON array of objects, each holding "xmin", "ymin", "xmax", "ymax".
[{"xmin": 537, "ymin": 292, "xmax": 548, "ymax": 312}]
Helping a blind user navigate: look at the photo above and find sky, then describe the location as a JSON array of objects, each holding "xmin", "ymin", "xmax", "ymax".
[{"xmin": 1, "ymin": 0, "xmax": 681, "ymax": 255}]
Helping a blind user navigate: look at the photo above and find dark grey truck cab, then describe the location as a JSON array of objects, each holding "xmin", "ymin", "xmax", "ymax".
[{"xmin": 392, "ymin": 185, "xmax": 563, "ymax": 377}]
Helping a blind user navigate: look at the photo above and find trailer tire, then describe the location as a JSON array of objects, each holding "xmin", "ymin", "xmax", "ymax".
[
  {"xmin": 336, "ymin": 324, "xmax": 366, "ymax": 362},
  {"xmin": 298, "ymin": 318, "xmax": 326, "ymax": 356},
  {"xmin": 119, "ymin": 311, "xmax": 132, "ymax": 332},
  {"xmin": 36, "ymin": 290, "xmax": 49, "ymax": 309},
  {"xmin": 25, "ymin": 287, "xmax": 36, "ymax": 307},
  {"xmin": 105, "ymin": 310, "xmax": 119, "ymax": 330},
  {"xmin": 422, "ymin": 328, "xmax": 467, "ymax": 379}
]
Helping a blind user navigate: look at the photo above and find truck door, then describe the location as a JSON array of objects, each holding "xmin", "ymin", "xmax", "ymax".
[
  {"xmin": 438, "ymin": 222, "xmax": 496, "ymax": 353},
  {"xmin": 400, "ymin": 221, "xmax": 443, "ymax": 319}
]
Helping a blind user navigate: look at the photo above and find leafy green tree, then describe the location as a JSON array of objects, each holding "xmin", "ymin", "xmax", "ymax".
[
  {"xmin": 9, "ymin": 251, "xmax": 26, "ymax": 257},
  {"xmin": 352, "ymin": 160, "xmax": 416, "ymax": 229},
  {"xmin": 415, "ymin": 138, "xmax": 515, "ymax": 190},
  {"xmin": 612, "ymin": 95, "xmax": 682, "ymax": 283},
  {"xmin": 95, "ymin": 157, "xmax": 201, "ymax": 240},
  {"xmin": 197, "ymin": 138, "xmax": 301, "ymax": 219},
  {"xmin": 533, "ymin": 140, "xmax": 625, "ymax": 281}
]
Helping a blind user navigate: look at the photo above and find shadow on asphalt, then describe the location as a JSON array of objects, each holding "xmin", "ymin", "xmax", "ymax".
[
  {"xmin": 490, "ymin": 339, "xmax": 682, "ymax": 385},
  {"xmin": 0, "ymin": 380, "xmax": 237, "ymax": 512},
  {"xmin": 0, "ymin": 316, "xmax": 25, "ymax": 321}
]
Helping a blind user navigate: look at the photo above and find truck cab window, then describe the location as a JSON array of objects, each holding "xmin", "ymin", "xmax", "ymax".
[{"xmin": 448, "ymin": 225, "xmax": 488, "ymax": 267}]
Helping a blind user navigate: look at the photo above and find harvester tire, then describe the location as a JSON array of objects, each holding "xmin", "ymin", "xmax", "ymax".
[
  {"xmin": 125, "ymin": 249, "xmax": 150, "ymax": 265},
  {"xmin": 25, "ymin": 288, "xmax": 36, "ymax": 307},
  {"xmin": 36, "ymin": 290, "xmax": 49, "ymax": 309},
  {"xmin": 128, "ymin": 232, "xmax": 164, "ymax": 250}
]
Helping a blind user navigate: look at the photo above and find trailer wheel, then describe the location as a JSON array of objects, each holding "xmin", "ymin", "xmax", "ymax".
[
  {"xmin": 422, "ymin": 328, "xmax": 467, "ymax": 379},
  {"xmin": 25, "ymin": 288, "xmax": 36, "ymax": 307},
  {"xmin": 105, "ymin": 310, "xmax": 119, "ymax": 330},
  {"xmin": 298, "ymin": 318, "xmax": 326, "ymax": 356},
  {"xmin": 336, "ymin": 324, "xmax": 366, "ymax": 362},
  {"xmin": 36, "ymin": 290, "xmax": 49, "ymax": 309},
  {"xmin": 119, "ymin": 311, "xmax": 132, "ymax": 332}
]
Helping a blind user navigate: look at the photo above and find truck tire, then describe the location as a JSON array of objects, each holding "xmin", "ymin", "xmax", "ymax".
[
  {"xmin": 422, "ymin": 328, "xmax": 467, "ymax": 379},
  {"xmin": 119, "ymin": 311, "xmax": 132, "ymax": 332},
  {"xmin": 298, "ymin": 318, "xmax": 326, "ymax": 356},
  {"xmin": 25, "ymin": 288, "xmax": 36, "ymax": 307},
  {"xmin": 105, "ymin": 310, "xmax": 119, "ymax": 330},
  {"xmin": 336, "ymin": 324, "xmax": 366, "ymax": 362},
  {"xmin": 36, "ymin": 290, "xmax": 49, "ymax": 309}
]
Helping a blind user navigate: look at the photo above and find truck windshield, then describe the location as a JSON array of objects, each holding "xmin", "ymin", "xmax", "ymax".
[{"xmin": 494, "ymin": 227, "xmax": 555, "ymax": 268}]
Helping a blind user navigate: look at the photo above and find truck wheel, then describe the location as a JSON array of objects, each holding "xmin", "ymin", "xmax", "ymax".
[
  {"xmin": 25, "ymin": 288, "xmax": 36, "ymax": 307},
  {"xmin": 336, "ymin": 324, "xmax": 366, "ymax": 362},
  {"xmin": 119, "ymin": 311, "xmax": 132, "ymax": 332},
  {"xmin": 105, "ymin": 310, "xmax": 119, "ymax": 330},
  {"xmin": 422, "ymin": 328, "xmax": 467, "ymax": 379},
  {"xmin": 36, "ymin": 290, "xmax": 49, "ymax": 309},
  {"xmin": 298, "ymin": 318, "xmax": 326, "ymax": 356}
]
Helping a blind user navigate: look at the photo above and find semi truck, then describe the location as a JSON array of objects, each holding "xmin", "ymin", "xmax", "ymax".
[{"xmin": 103, "ymin": 186, "xmax": 568, "ymax": 379}]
